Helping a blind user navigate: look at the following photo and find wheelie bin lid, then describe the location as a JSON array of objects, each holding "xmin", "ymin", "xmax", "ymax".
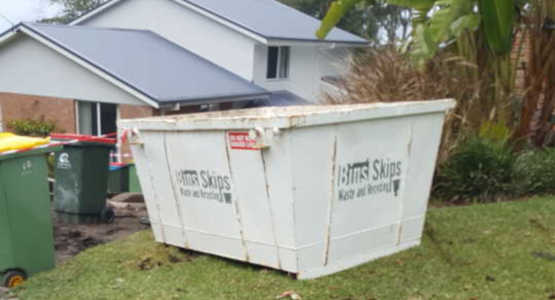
[
  {"xmin": 0, "ymin": 132, "xmax": 50, "ymax": 152},
  {"xmin": 51, "ymin": 133, "xmax": 116, "ymax": 148},
  {"xmin": 0, "ymin": 142, "xmax": 62, "ymax": 161}
]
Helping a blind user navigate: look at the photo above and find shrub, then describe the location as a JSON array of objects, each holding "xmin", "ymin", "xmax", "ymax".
[
  {"xmin": 513, "ymin": 148, "xmax": 555, "ymax": 195},
  {"xmin": 433, "ymin": 133, "xmax": 516, "ymax": 203},
  {"xmin": 7, "ymin": 119, "xmax": 57, "ymax": 137}
]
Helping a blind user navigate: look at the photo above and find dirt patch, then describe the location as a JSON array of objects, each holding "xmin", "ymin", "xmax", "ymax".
[{"xmin": 53, "ymin": 199, "xmax": 149, "ymax": 264}]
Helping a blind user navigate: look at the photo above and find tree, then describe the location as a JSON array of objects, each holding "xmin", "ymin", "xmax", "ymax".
[
  {"xmin": 280, "ymin": 0, "xmax": 411, "ymax": 45},
  {"xmin": 320, "ymin": 0, "xmax": 555, "ymax": 146},
  {"xmin": 518, "ymin": 0, "xmax": 555, "ymax": 146},
  {"xmin": 319, "ymin": 0, "xmax": 527, "ymax": 129},
  {"xmin": 44, "ymin": 0, "xmax": 106, "ymax": 24}
]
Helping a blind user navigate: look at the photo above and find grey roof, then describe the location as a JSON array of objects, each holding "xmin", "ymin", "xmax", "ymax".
[
  {"xmin": 180, "ymin": 0, "xmax": 368, "ymax": 44},
  {"xmin": 21, "ymin": 22, "xmax": 269, "ymax": 105},
  {"xmin": 246, "ymin": 91, "xmax": 311, "ymax": 108},
  {"xmin": 74, "ymin": 0, "xmax": 368, "ymax": 45}
]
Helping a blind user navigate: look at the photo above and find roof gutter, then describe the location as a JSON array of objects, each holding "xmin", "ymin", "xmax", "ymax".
[{"xmin": 267, "ymin": 38, "xmax": 369, "ymax": 47}]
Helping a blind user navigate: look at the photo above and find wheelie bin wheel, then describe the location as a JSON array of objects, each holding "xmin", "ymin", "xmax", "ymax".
[
  {"xmin": 100, "ymin": 207, "xmax": 115, "ymax": 224},
  {"xmin": 2, "ymin": 270, "xmax": 26, "ymax": 288}
]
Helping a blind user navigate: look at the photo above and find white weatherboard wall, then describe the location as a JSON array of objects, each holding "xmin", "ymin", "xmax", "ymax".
[
  {"xmin": 253, "ymin": 44, "xmax": 351, "ymax": 103},
  {"xmin": 122, "ymin": 100, "xmax": 455, "ymax": 279},
  {"xmin": 79, "ymin": 0, "xmax": 256, "ymax": 81},
  {"xmin": 0, "ymin": 35, "xmax": 145, "ymax": 106}
]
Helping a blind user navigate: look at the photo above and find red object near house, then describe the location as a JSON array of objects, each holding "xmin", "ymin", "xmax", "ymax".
[{"xmin": 50, "ymin": 133, "xmax": 117, "ymax": 145}]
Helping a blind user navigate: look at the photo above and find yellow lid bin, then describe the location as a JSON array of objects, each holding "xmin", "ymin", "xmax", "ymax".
[{"xmin": 0, "ymin": 133, "xmax": 50, "ymax": 153}]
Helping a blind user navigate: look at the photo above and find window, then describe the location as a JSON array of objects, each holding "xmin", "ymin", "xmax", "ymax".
[
  {"xmin": 266, "ymin": 46, "xmax": 290, "ymax": 79},
  {"xmin": 77, "ymin": 101, "xmax": 117, "ymax": 136}
]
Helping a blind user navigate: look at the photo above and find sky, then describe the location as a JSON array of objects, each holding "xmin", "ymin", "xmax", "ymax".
[{"xmin": 0, "ymin": 0, "xmax": 63, "ymax": 32}]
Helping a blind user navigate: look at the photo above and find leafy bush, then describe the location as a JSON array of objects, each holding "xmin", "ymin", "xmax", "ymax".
[
  {"xmin": 513, "ymin": 148, "xmax": 555, "ymax": 195},
  {"xmin": 7, "ymin": 119, "xmax": 57, "ymax": 137},
  {"xmin": 434, "ymin": 121, "xmax": 555, "ymax": 202},
  {"xmin": 433, "ymin": 132, "xmax": 516, "ymax": 203}
]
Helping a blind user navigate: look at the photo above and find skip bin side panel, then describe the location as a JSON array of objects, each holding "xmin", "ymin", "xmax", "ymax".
[
  {"xmin": 226, "ymin": 131, "xmax": 281, "ymax": 268},
  {"xmin": 294, "ymin": 113, "xmax": 449, "ymax": 279},
  {"xmin": 399, "ymin": 112, "xmax": 446, "ymax": 244},
  {"xmin": 135, "ymin": 131, "xmax": 185, "ymax": 246},
  {"xmin": 326, "ymin": 117, "xmax": 411, "ymax": 265},
  {"xmin": 129, "ymin": 139, "xmax": 163, "ymax": 242},
  {"xmin": 226, "ymin": 129, "xmax": 298, "ymax": 272},
  {"xmin": 258, "ymin": 130, "xmax": 298, "ymax": 272},
  {"xmin": 288, "ymin": 125, "xmax": 337, "ymax": 272},
  {"xmin": 164, "ymin": 131, "xmax": 245, "ymax": 261}
]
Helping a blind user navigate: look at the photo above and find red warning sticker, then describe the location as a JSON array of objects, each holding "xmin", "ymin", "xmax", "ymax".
[{"xmin": 228, "ymin": 132, "xmax": 259, "ymax": 150}]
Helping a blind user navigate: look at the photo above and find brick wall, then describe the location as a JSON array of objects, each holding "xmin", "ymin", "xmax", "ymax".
[
  {"xmin": 119, "ymin": 104, "xmax": 156, "ymax": 119},
  {"xmin": 0, "ymin": 92, "xmax": 76, "ymax": 133}
]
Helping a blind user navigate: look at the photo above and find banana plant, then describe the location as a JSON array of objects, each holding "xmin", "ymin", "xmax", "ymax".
[
  {"xmin": 318, "ymin": 0, "xmax": 520, "ymax": 57},
  {"xmin": 480, "ymin": 0, "xmax": 515, "ymax": 54},
  {"xmin": 316, "ymin": 0, "xmax": 376, "ymax": 39}
]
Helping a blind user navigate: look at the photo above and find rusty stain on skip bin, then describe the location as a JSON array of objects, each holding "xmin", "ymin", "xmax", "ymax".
[
  {"xmin": 324, "ymin": 134, "xmax": 338, "ymax": 266},
  {"xmin": 164, "ymin": 133, "xmax": 190, "ymax": 248},
  {"xmin": 224, "ymin": 133, "xmax": 250, "ymax": 262},
  {"xmin": 260, "ymin": 150, "xmax": 283, "ymax": 269}
]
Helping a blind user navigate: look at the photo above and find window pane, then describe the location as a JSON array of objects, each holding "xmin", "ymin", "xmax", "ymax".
[
  {"xmin": 266, "ymin": 46, "xmax": 279, "ymax": 79},
  {"xmin": 279, "ymin": 46, "xmax": 290, "ymax": 78},
  {"xmin": 100, "ymin": 103, "xmax": 117, "ymax": 135},
  {"xmin": 91, "ymin": 103, "xmax": 98, "ymax": 136},
  {"xmin": 78, "ymin": 101, "xmax": 93, "ymax": 135}
]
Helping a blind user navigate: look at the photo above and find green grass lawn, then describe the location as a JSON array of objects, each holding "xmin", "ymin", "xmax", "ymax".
[{"xmin": 16, "ymin": 197, "xmax": 555, "ymax": 300}]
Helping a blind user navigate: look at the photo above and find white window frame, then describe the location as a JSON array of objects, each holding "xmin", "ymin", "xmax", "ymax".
[
  {"xmin": 75, "ymin": 101, "xmax": 119, "ymax": 137},
  {"xmin": 75, "ymin": 101, "xmax": 122, "ymax": 162},
  {"xmin": 266, "ymin": 46, "xmax": 290, "ymax": 81}
]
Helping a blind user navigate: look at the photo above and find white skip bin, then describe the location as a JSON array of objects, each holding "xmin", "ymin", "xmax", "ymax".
[{"xmin": 120, "ymin": 99, "xmax": 455, "ymax": 279}]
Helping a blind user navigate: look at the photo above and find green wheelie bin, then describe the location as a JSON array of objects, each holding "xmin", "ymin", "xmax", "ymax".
[
  {"xmin": 107, "ymin": 163, "xmax": 142, "ymax": 195},
  {"xmin": 52, "ymin": 134, "xmax": 116, "ymax": 224},
  {"xmin": 0, "ymin": 146, "xmax": 60, "ymax": 288}
]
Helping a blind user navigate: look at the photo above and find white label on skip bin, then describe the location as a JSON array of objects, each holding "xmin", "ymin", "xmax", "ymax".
[
  {"xmin": 336, "ymin": 157, "xmax": 403, "ymax": 202},
  {"xmin": 174, "ymin": 168, "xmax": 233, "ymax": 204}
]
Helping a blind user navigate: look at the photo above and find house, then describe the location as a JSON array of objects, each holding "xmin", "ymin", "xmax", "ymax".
[{"xmin": 0, "ymin": 0, "xmax": 367, "ymax": 141}]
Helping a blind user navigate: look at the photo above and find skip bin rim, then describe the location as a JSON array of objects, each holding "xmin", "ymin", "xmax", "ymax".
[{"xmin": 119, "ymin": 99, "xmax": 456, "ymax": 131}]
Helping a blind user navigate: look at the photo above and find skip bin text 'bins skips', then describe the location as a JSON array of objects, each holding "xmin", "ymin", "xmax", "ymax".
[{"xmin": 121, "ymin": 100, "xmax": 456, "ymax": 279}]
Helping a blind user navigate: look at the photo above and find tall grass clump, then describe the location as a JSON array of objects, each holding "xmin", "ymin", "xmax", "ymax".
[{"xmin": 326, "ymin": 47, "xmax": 481, "ymax": 162}]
